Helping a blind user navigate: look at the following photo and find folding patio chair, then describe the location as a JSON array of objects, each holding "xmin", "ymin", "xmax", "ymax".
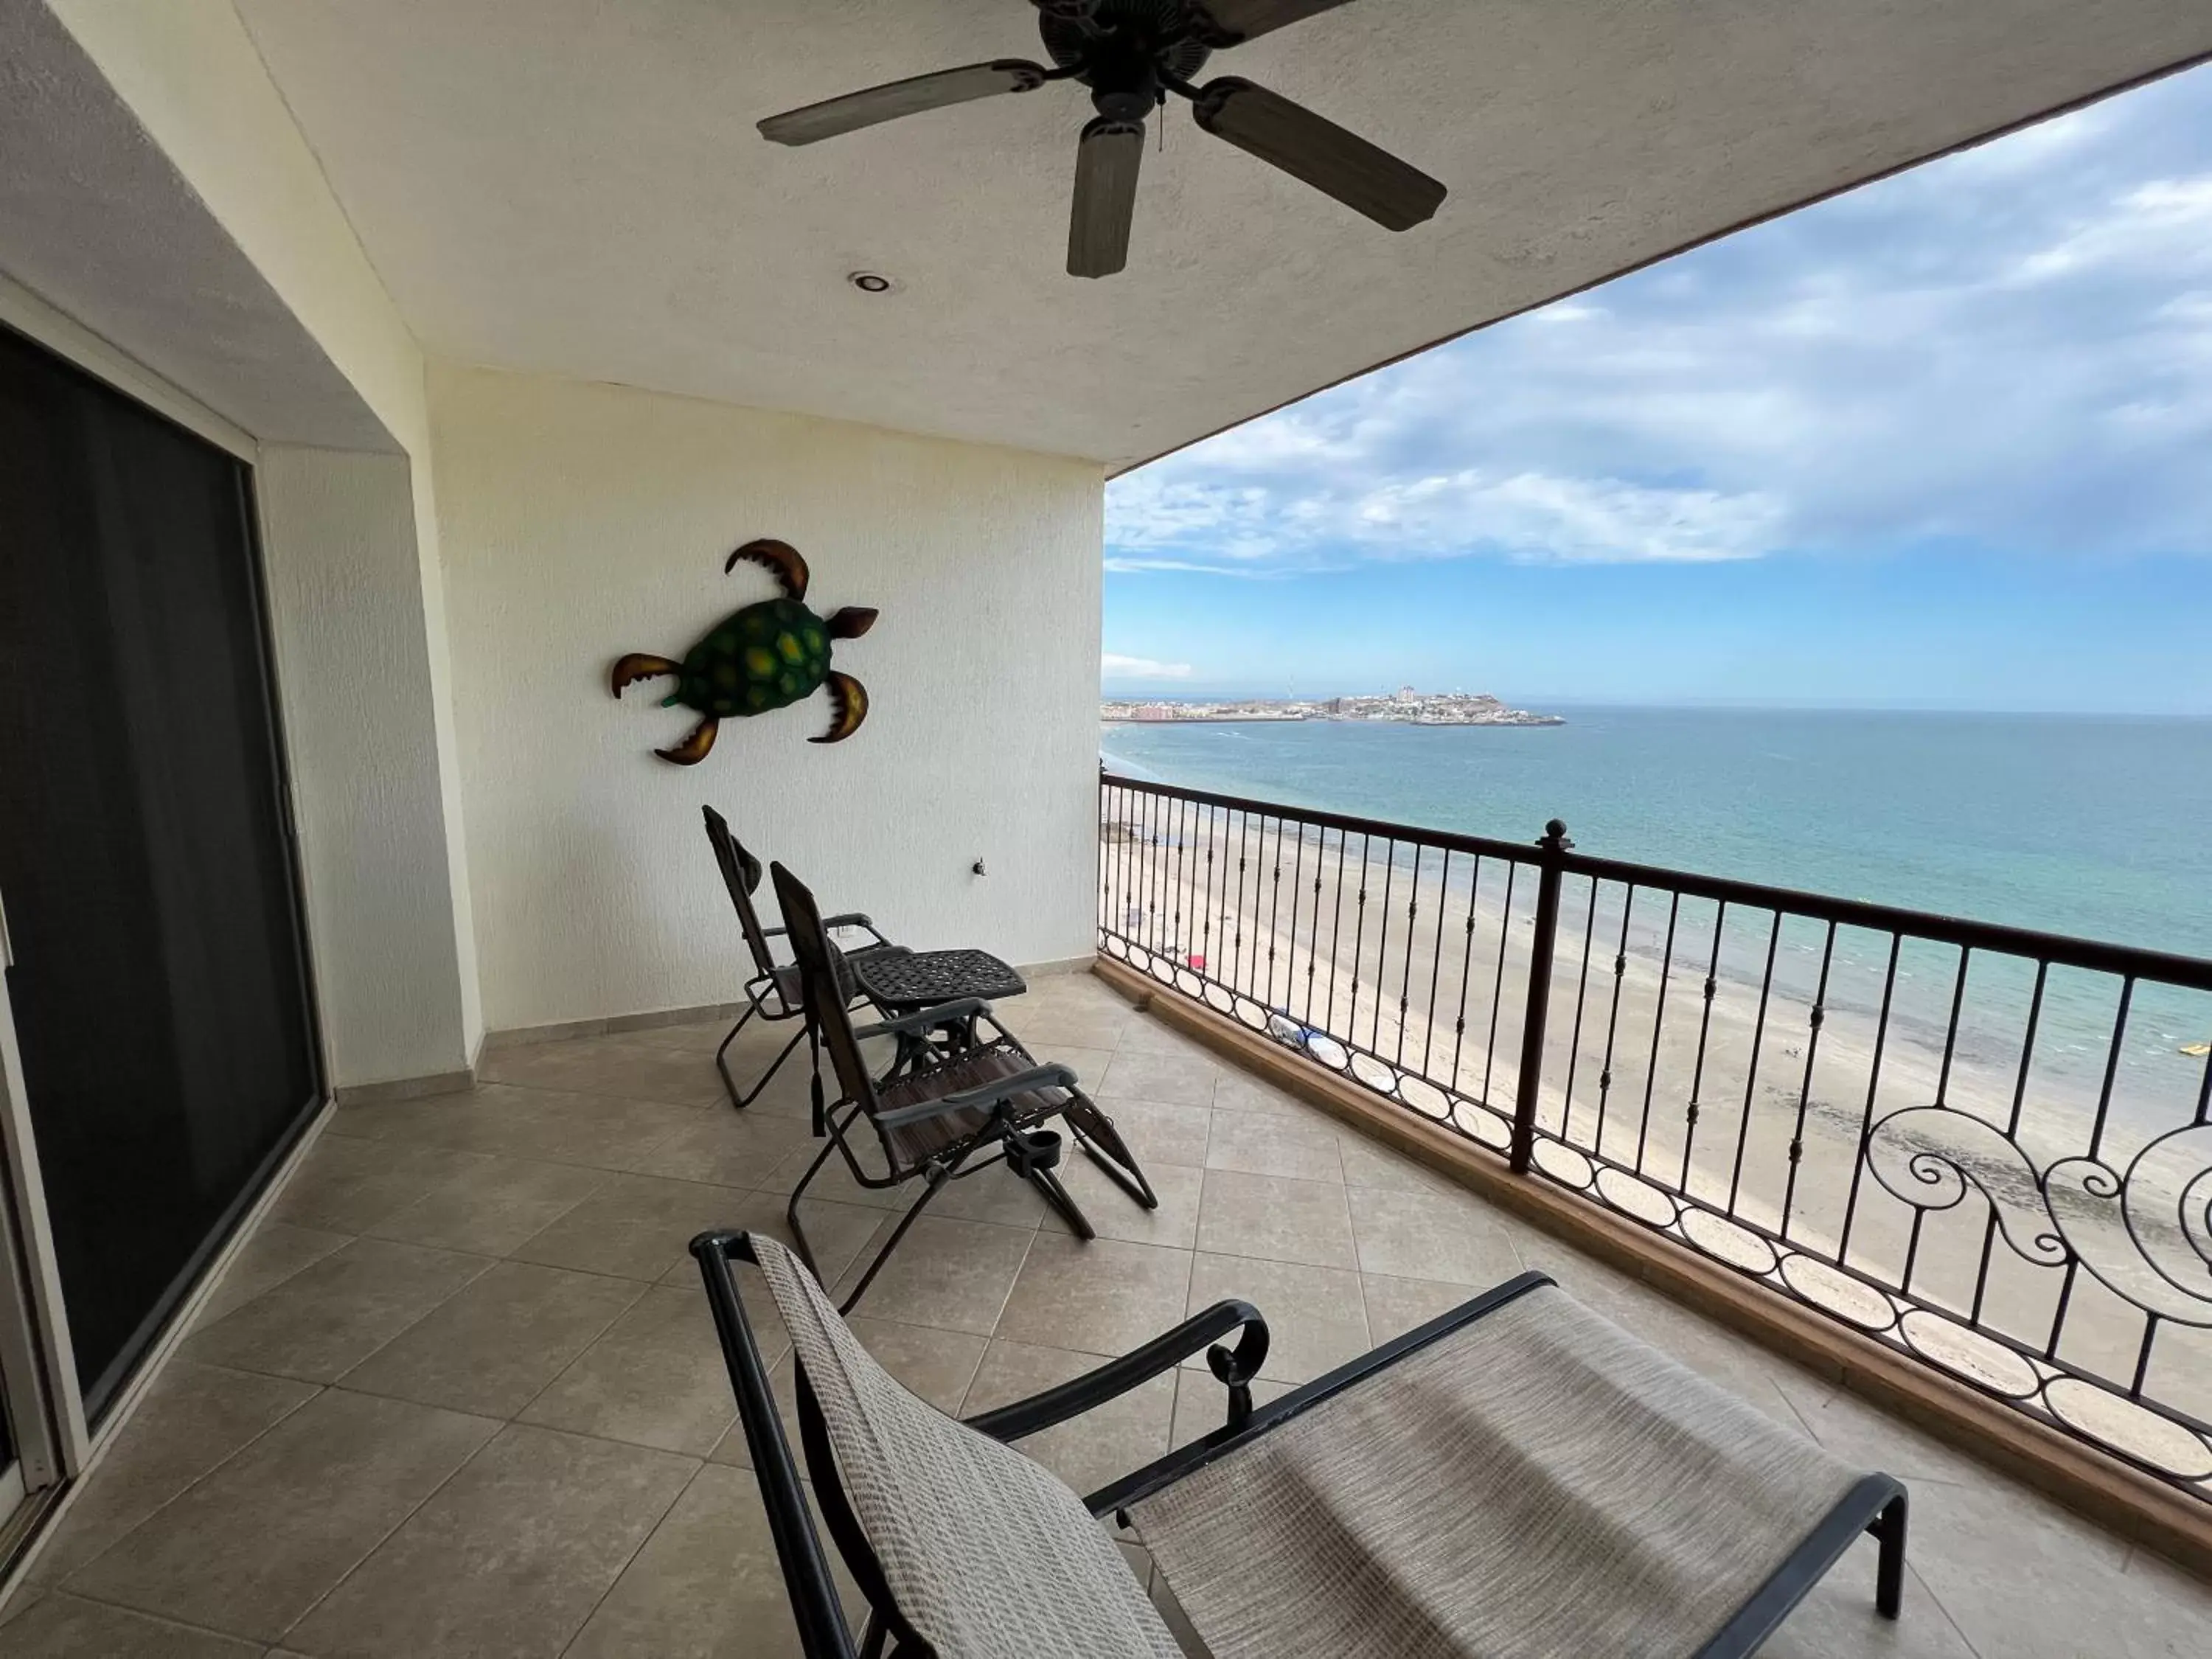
[
  {"xmin": 771, "ymin": 860, "xmax": 1158, "ymax": 1310},
  {"xmin": 695, "ymin": 1230, "xmax": 1910, "ymax": 1659},
  {"xmin": 702, "ymin": 805, "xmax": 908, "ymax": 1110}
]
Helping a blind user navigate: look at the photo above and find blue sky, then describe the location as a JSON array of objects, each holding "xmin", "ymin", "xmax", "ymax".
[{"xmin": 1102, "ymin": 65, "xmax": 2212, "ymax": 714}]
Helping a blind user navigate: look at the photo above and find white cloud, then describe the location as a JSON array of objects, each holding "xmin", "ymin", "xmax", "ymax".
[
  {"xmin": 1102, "ymin": 652, "xmax": 1193, "ymax": 680},
  {"xmin": 1107, "ymin": 80, "xmax": 2212, "ymax": 577}
]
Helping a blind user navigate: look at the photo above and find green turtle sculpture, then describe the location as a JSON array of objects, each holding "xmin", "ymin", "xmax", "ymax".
[{"xmin": 611, "ymin": 539, "xmax": 877, "ymax": 765}]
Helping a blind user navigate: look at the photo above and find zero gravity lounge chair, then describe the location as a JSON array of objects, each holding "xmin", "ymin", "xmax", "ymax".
[
  {"xmin": 692, "ymin": 1230, "xmax": 1910, "ymax": 1659},
  {"xmin": 770, "ymin": 860, "xmax": 1160, "ymax": 1310},
  {"xmin": 703, "ymin": 805, "xmax": 906, "ymax": 1110}
]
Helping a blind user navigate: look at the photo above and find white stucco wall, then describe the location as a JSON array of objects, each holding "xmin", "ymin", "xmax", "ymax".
[
  {"xmin": 431, "ymin": 364, "xmax": 1105, "ymax": 1033},
  {"xmin": 44, "ymin": 0, "xmax": 484, "ymax": 1080}
]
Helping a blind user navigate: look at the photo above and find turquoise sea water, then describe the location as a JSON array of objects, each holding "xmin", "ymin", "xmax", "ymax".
[{"xmin": 1100, "ymin": 708, "xmax": 2212, "ymax": 1117}]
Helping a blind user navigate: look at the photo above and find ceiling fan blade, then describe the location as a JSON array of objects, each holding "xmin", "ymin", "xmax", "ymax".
[
  {"xmin": 1186, "ymin": 0, "xmax": 1360, "ymax": 47},
  {"xmin": 1068, "ymin": 117, "xmax": 1145, "ymax": 278},
  {"xmin": 759, "ymin": 60, "xmax": 1050, "ymax": 146},
  {"xmin": 1192, "ymin": 77, "xmax": 1444, "ymax": 231}
]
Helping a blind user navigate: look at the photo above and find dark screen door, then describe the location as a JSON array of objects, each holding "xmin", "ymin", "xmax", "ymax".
[{"xmin": 0, "ymin": 325, "xmax": 321, "ymax": 1416}]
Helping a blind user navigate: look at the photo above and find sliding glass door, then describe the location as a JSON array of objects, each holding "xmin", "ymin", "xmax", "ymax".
[{"xmin": 0, "ymin": 323, "xmax": 322, "ymax": 1424}]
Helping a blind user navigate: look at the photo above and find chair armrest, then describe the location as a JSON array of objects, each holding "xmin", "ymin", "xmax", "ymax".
[
  {"xmin": 966, "ymin": 1300, "xmax": 1270, "ymax": 1443},
  {"xmin": 850, "ymin": 997, "xmax": 992, "ymax": 1040},
  {"xmin": 935, "ymin": 1062, "xmax": 1077, "ymax": 1110},
  {"xmin": 822, "ymin": 911, "xmax": 894, "ymax": 948}
]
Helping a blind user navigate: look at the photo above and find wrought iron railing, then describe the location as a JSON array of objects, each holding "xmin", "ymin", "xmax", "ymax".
[{"xmin": 1098, "ymin": 771, "xmax": 2212, "ymax": 1501}]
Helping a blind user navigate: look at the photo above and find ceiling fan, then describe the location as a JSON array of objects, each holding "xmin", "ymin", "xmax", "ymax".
[{"xmin": 757, "ymin": 0, "xmax": 1445, "ymax": 279}]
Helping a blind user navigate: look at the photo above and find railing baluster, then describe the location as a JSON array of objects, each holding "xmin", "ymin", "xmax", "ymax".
[
  {"xmin": 1635, "ymin": 893, "xmax": 1682, "ymax": 1178},
  {"xmin": 1902, "ymin": 949, "xmax": 1974, "ymax": 1296},
  {"xmin": 1562, "ymin": 876, "xmax": 1601, "ymax": 1145},
  {"xmin": 1590, "ymin": 885, "xmax": 1635, "ymax": 1160},
  {"xmin": 1724, "ymin": 911, "xmax": 1784, "ymax": 1217},
  {"xmin": 1421, "ymin": 850, "xmax": 1452, "ymax": 1085},
  {"xmin": 1372, "ymin": 838, "xmax": 1397, "ymax": 1060},
  {"xmin": 1265, "ymin": 813, "xmax": 1285, "ymax": 1010},
  {"xmin": 1449, "ymin": 856, "xmax": 1482, "ymax": 1097},
  {"xmin": 1394, "ymin": 845, "xmax": 1422, "ymax": 1068},
  {"xmin": 1836, "ymin": 933, "xmax": 1902, "ymax": 1269},
  {"xmin": 1675, "ymin": 900, "xmax": 1728, "ymax": 1195},
  {"xmin": 1483, "ymin": 861, "xmax": 1520, "ymax": 1110},
  {"xmin": 1970, "ymin": 960, "xmax": 2047, "ymax": 1328},
  {"xmin": 1286, "ymin": 821, "xmax": 1307, "ymax": 1022},
  {"xmin": 1346, "ymin": 835, "xmax": 1370, "ymax": 1052},
  {"xmin": 1778, "ymin": 920, "xmax": 1837, "ymax": 1238}
]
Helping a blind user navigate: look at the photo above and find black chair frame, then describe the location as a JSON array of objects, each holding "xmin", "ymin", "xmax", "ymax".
[
  {"xmin": 770, "ymin": 861, "xmax": 1158, "ymax": 1311},
  {"xmin": 694, "ymin": 1229, "xmax": 1910, "ymax": 1659},
  {"xmin": 703, "ymin": 805, "xmax": 899, "ymax": 1111}
]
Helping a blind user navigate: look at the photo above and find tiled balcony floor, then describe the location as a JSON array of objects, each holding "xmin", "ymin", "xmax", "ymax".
[{"xmin": 5, "ymin": 970, "xmax": 2209, "ymax": 1656}]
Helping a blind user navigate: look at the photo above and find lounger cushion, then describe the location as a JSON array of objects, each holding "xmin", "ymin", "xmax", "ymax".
[
  {"xmin": 753, "ymin": 1239, "xmax": 1182, "ymax": 1659},
  {"xmin": 1131, "ymin": 1284, "xmax": 1868, "ymax": 1658}
]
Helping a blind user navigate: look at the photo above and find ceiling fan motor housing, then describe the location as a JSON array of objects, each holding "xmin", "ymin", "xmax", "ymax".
[{"xmin": 1042, "ymin": 0, "xmax": 1214, "ymax": 122}]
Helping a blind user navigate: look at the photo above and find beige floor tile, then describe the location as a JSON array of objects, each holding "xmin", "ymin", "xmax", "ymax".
[
  {"xmin": 1042, "ymin": 1156, "xmax": 1203, "ymax": 1250},
  {"xmin": 923, "ymin": 1161, "xmax": 1055, "ymax": 1229},
  {"xmin": 1114, "ymin": 1017, "xmax": 1223, "ymax": 1062},
  {"xmin": 511, "ymin": 1172, "xmax": 764, "ymax": 1281},
  {"xmin": 1335, "ymin": 1130, "xmax": 1457, "ymax": 1195},
  {"xmin": 963, "ymin": 1340, "xmax": 1174, "ymax": 1498},
  {"xmin": 182, "ymin": 1239, "xmax": 492, "ymax": 1382},
  {"xmin": 66, "ymin": 1389, "xmax": 498, "ymax": 1644},
  {"xmin": 998, "ymin": 1234, "xmax": 1194, "ymax": 1356},
  {"xmin": 1022, "ymin": 1040, "xmax": 1119, "ymax": 1082},
  {"xmin": 190, "ymin": 1221, "xmax": 352, "ymax": 1332},
  {"xmin": 476, "ymin": 1034, "xmax": 728, "ymax": 1107},
  {"xmin": 831, "ymin": 1216, "xmax": 1034, "ymax": 1334},
  {"xmin": 266, "ymin": 1135, "xmax": 484, "ymax": 1234},
  {"xmin": 27, "ymin": 1360, "xmax": 318, "ymax": 1585},
  {"xmin": 564, "ymin": 1465, "xmax": 863, "ymax": 1659},
  {"xmin": 1905, "ymin": 1475, "xmax": 2156, "ymax": 1657},
  {"xmin": 1186, "ymin": 1254, "xmax": 1368, "ymax": 1384},
  {"xmin": 1204, "ymin": 1107, "xmax": 1343, "ymax": 1183},
  {"xmin": 1772, "ymin": 1378, "xmax": 1994, "ymax": 1489},
  {"xmin": 1097, "ymin": 1048, "xmax": 1220, "ymax": 1110},
  {"xmin": 1761, "ymin": 1543, "xmax": 1978, "ymax": 1658},
  {"xmin": 754, "ymin": 1134, "xmax": 911, "ymax": 1209},
  {"xmin": 1208, "ymin": 1068, "xmax": 1313, "ymax": 1119},
  {"xmin": 338, "ymin": 1261, "xmax": 643, "ymax": 1417},
  {"xmin": 1360, "ymin": 1271, "xmax": 1489, "ymax": 1343},
  {"xmin": 622, "ymin": 1109, "xmax": 820, "ymax": 1190},
  {"xmin": 1195, "ymin": 1170, "xmax": 1357, "ymax": 1270},
  {"xmin": 286, "ymin": 1424, "xmax": 695, "ymax": 1658},
  {"xmin": 336, "ymin": 1082, "xmax": 702, "ymax": 1170},
  {"xmin": 619, "ymin": 1015, "xmax": 746, "ymax": 1054},
  {"xmin": 0, "ymin": 1593, "xmax": 264, "ymax": 1657},
  {"xmin": 1094, "ymin": 1099, "xmax": 1214, "ymax": 1169},
  {"xmin": 522, "ymin": 1284, "xmax": 752, "ymax": 1456},
  {"xmin": 1012, "ymin": 1003, "xmax": 1135, "ymax": 1053},
  {"xmin": 362, "ymin": 1152, "xmax": 608, "ymax": 1256},
  {"xmin": 844, "ymin": 1315, "xmax": 991, "ymax": 1411},
  {"xmin": 1343, "ymin": 1183, "xmax": 1523, "ymax": 1284},
  {"xmin": 1168, "ymin": 1370, "xmax": 1296, "ymax": 1450}
]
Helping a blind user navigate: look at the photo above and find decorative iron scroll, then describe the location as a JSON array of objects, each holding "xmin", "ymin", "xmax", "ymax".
[{"xmin": 1866, "ymin": 1110, "xmax": 2212, "ymax": 1326}]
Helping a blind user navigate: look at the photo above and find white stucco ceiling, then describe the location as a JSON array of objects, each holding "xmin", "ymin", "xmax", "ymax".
[{"xmin": 231, "ymin": 0, "xmax": 2212, "ymax": 470}]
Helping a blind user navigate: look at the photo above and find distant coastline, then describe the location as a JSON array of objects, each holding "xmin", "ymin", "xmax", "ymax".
[{"xmin": 1102, "ymin": 687, "xmax": 1565, "ymax": 728}]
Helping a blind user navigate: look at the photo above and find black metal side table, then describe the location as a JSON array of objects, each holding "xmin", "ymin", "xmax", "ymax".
[{"xmin": 849, "ymin": 947, "xmax": 1027, "ymax": 1075}]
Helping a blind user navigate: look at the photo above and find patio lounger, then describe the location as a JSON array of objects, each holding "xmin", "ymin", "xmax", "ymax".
[
  {"xmin": 770, "ymin": 860, "xmax": 1158, "ymax": 1310},
  {"xmin": 703, "ymin": 806, "xmax": 1033, "ymax": 1109},
  {"xmin": 703, "ymin": 805, "xmax": 907, "ymax": 1109},
  {"xmin": 692, "ymin": 1230, "xmax": 1910, "ymax": 1659}
]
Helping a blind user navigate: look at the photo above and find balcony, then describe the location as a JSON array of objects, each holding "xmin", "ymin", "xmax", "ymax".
[{"xmin": 1, "ymin": 964, "xmax": 2205, "ymax": 1656}]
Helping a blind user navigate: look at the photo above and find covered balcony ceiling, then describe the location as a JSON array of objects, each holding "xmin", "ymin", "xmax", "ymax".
[{"xmin": 232, "ymin": 0, "xmax": 2212, "ymax": 469}]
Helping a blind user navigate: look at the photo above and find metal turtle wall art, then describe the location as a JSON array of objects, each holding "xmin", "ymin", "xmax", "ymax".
[{"xmin": 611, "ymin": 539, "xmax": 877, "ymax": 765}]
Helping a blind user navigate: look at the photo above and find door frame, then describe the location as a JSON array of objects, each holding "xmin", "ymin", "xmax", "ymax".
[{"xmin": 0, "ymin": 271, "xmax": 337, "ymax": 1507}]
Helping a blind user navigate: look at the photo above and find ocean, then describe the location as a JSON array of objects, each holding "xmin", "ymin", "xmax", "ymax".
[{"xmin": 1099, "ymin": 707, "xmax": 2212, "ymax": 1118}]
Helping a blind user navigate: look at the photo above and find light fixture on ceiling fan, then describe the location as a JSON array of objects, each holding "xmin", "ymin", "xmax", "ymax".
[{"xmin": 757, "ymin": 1, "xmax": 1446, "ymax": 279}]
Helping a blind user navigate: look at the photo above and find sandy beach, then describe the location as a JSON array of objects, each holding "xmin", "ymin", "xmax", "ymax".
[{"xmin": 1101, "ymin": 796, "xmax": 2212, "ymax": 1459}]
